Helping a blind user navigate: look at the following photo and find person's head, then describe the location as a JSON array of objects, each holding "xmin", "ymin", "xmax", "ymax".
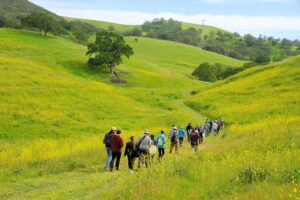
[
  {"xmin": 172, "ymin": 124, "xmax": 175, "ymax": 128},
  {"xmin": 161, "ymin": 130, "xmax": 165, "ymax": 134},
  {"xmin": 150, "ymin": 134, "xmax": 155, "ymax": 140},
  {"xmin": 173, "ymin": 126, "xmax": 178, "ymax": 132},
  {"xmin": 130, "ymin": 136, "xmax": 134, "ymax": 142},
  {"xmin": 188, "ymin": 123, "xmax": 191, "ymax": 126},
  {"xmin": 111, "ymin": 127, "xmax": 117, "ymax": 133},
  {"xmin": 144, "ymin": 129, "xmax": 150, "ymax": 135},
  {"xmin": 116, "ymin": 130, "xmax": 121, "ymax": 135}
]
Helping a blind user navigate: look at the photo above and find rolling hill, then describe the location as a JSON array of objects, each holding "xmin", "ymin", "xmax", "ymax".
[
  {"xmin": 0, "ymin": 21, "xmax": 299, "ymax": 199},
  {"xmin": 0, "ymin": 27, "xmax": 243, "ymax": 198},
  {"xmin": 65, "ymin": 16, "xmax": 227, "ymax": 35},
  {"xmin": 0, "ymin": 0, "xmax": 57, "ymax": 19}
]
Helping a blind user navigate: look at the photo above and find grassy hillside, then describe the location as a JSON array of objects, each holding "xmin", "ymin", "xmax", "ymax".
[
  {"xmin": 64, "ymin": 17, "xmax": 137, "ymax": 32},
  {"xmin": 0, "ymin": 27, "xmax": 298, "ymax": 199},
  {"xmin": 65, "ymin": 17, "xmax": 227, "ymax": 35},
  {"xmin": 0, "ymin": 28, "xmax": 245, "ymax": 199},
  {"xmin": 0, "ymin": 0, "xmax": 58, "ymax": 20}
]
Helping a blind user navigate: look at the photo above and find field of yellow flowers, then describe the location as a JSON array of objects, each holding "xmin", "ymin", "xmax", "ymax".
[{"xmin": 0, "ymin": 28, "xmax": 298, "ymax": 199}]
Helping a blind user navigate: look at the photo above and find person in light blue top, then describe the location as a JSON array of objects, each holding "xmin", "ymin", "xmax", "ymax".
[
  {"xmin": 178, "ymin": 127, "xmax": 185, "ymax": 146},
  {"xmin": 156, "ymin": 130, "xmax": 166, "ymax": 161}
]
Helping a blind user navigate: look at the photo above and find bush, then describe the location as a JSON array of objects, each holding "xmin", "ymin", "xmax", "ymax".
[
  {"xmin": 255, "ymin": 54, "xmax": 271, "ymax": 64},
  {"xmin": 192, "ymin": 62, "xmax": 217, "ymax": 82},
  {"xmin": 238, "ymin": 167, "xmax": 268, "ymax": 185}
]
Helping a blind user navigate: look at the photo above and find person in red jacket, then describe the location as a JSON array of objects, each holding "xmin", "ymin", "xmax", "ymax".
[{"xmin": 110, "ymin": 129, "xmax": 124, "ymax": 171}]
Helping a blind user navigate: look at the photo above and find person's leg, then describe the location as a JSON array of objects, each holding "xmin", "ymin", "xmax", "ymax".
[
  {"xmin": 175, "ymin": 141, "xmax": 178, "ymax": 153},
  {"xmin": 115, "ymin": 152, "xmax": 121, "ymax": 170},
  {"xmin": 158, "ymin": 148, "xmax": 162, "ymax": 159},
  {"xmin": 145, "ymin": 152, "xmax": 149, "ymax": 168},
  {"xmin": 170, "ymin": 142, "xmax": 174, "ymax": 153},
  {"xmin": 127, "ymin": 156, "xmax": 131, "ymax": 170},
  {"xmin": 138, "ymin": 151, "xmax": 142, "ymax": 168},
  {"xmin": 162, "ymin": 148, "xmax": 165, "ymax": 157},
  {"xmin": 110, "ymin": 152, "xmax": 116, "ymax": 171},
  {"xmin": 105, "ymin": 147, "xmax": 112, "ymax": 169}
]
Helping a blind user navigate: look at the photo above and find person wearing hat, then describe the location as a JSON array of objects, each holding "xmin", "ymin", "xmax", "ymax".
[
  {"xmin": 103, "ymin": 127, "xmax": 117, "ymax": 171},
  {"xmin": 169, "ymin": 126, "xmax": 179, "ymax": 154},
  {"xmin": 136, "ymin": 129, "xmax": 152, "ymax": 168}
]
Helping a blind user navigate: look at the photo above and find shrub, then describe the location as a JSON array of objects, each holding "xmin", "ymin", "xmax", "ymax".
[{"xmin": 238, "ymin": 167, "xmax": 268, "ymax": 185}]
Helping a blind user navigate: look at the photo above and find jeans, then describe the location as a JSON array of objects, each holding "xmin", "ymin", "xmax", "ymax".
[
  {"xmin": 105, "ymin": 147, "xmax": 112, "ymax": 169},
  {"xmin": 110, "ymin": 152, "xmax": 121, "ymax": 171}
]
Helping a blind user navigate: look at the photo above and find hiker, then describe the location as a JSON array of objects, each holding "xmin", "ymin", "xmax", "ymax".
[
  {"xmin": 178, "ymin": 127, "xmax": 185, "ymax": 146},
  {"xmin": 124, "ymin": 136, "xmax": 136, "ymax": 172},
  {"xmin": 186, "ymin": 123, "xmax": 192, "ymax": 143},
  {"xmin": 190, "ymin": 128, "xmax": 200, "ymax": 151},
  {"xmin": 209, "ymin": 120, "xmax": 213, "ymax": 134},
  {"xmin": 212, "ymin": 120, "xmax": 219, "ymax": 136},
  {"xmin": 218, "ymin": 119, "xmax": 225, "ymax": 133},
  {"xmin": 169, "ymin": 126, "xmax": 179, "ymax": 154},
  {"xmin": 137, "ymin": 129, "xmax": 152, "ymax": 168},
  {"xmin": 149, "ymin": 134, "xmax": 157, "ymax": 165},
  {"xmin": 156, "ymin": 130, "xmax": 166, "ymax": 161},
  {"xmin": 195, "ymin": 124, "xmax": 204, "ymax": 143},
  {"xmin": 110, "ymin": 130, "xmax": 124, "ymax": 171},
  {"xmin": 204, "ymin": 119, "xmax": 211, "ymax": 136},
  {"xmin": 103, "ymin": 127, "xmax": 116, "ymax": 171}
]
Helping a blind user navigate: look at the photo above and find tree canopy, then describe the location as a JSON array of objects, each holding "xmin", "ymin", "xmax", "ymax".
[
  {"xmin": 86, "ymin": 30, "xmax": 134, "ymax": 80},
  {"xmin": 22, "ymin": 12, "xmax": 60, "ymax": 36}
]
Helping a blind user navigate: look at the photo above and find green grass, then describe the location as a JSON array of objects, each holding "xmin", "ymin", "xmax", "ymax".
[
  {"xmin": 65, "ymin": 17, "xmax": 228, "ymax": 36},
  {"xmin": 0, "ymin": 28, "xmax": 298, "ymax": 199},
  {"xmin": 64, "ymin": 17, "xmax": 138, "ymax": 32}
]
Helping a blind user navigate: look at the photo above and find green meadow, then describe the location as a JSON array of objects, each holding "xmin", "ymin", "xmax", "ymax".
[{"xmin": 0, "ymin": 27, "xmax": 299, "ymax": 199}]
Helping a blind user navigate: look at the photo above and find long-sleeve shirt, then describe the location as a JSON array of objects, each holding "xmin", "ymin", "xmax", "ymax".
[
  {"xmin": 110, "ymin": 134, "xmax": 124, "ymax": 153},
  {"xmin": 124, "ymin": 141, "xmax": 135, "ymax": 157}
]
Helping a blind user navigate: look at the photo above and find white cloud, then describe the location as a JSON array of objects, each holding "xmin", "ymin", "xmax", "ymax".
[{"xmin": 52, "ymin": 8, "xmax": 300, "ymax": 38}]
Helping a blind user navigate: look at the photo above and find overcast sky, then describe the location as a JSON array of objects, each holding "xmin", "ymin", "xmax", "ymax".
[{"xmin": 29, "ymin": 0, "xmax": 300, "ymax": 39}]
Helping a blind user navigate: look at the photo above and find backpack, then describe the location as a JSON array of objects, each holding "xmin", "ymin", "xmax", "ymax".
[
  {"xmin": 104, "ymin": 133, "xmax": 113, "ymax": 146},
  {"xmin": 171, "ymin": 133, "xmax": 176, "ymax": 142},
  {"xmin": 157, "ymin": 137, "xmax": 163, "ymax": 146}
]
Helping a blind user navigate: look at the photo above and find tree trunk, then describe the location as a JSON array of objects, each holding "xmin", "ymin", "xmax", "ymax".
[{"xmin": 110, "ymin": 65, "xmax": 120, "ymax": 80}]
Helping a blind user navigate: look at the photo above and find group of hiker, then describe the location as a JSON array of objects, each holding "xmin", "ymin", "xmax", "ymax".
[{"xmin": 103, "ymin": 119, "xmax": 224, "ymax": 172}]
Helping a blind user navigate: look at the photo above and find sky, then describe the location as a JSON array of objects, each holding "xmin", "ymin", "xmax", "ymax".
[{"xmin": 29, "ymin": 0, "xmax": 300, "ymax": 39}]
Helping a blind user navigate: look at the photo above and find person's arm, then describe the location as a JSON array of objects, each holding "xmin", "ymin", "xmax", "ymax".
[
  {"xmin": 124, "ymin": 143, "xmax": 128, "ymax": 156},
  {"xmin": 120, "ymin": 137, "xmax": 124, "ymax": 148},
  {"xmin": 103, "ymin": 134, "xmax": 107, "ymax": 144}
]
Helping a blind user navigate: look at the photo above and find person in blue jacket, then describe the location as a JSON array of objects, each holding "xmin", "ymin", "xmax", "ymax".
[
  {"xmin": 178, "ymin": 127, "xmax": 185, "ymax": 146},
  {"xmin": 156, "ymin": 130, "xmax": 166, "ymax": 161}
]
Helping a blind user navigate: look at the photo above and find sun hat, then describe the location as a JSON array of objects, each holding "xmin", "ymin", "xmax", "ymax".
[
  {"xmin": 111, "ymin": 127, "xmax": 117, "ymax": 131},
  {"xmin": 144, "ymin": 129, "xmax": 150, "ymax": 134}
]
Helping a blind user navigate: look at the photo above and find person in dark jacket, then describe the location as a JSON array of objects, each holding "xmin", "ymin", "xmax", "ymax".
[
  {"xmin": 186, "ymin": 123, "xmax": 192, "ymax": 143},
  {"xmin": 110, "ymin": 130, "xmax": 124, "ymax": 171},
  {"xmin": 124, "ymin": 136, "xmax": 135, "ymax": 172},
  {"xmin": 103, "ymin": 127, "xmax": 116, "ymax": 171}
]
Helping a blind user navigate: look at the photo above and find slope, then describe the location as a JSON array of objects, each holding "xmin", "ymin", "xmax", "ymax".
[
  {"xmin": 0, "ymin": 0, "xmax": 58, "ymax": 18},
  {"xmin": 65, "ymin": 17, "xmax": 228, "ymax": 35},
  {"xmin": 0, "ymin": 28, "xmax": 243, "ymax": 192}
]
